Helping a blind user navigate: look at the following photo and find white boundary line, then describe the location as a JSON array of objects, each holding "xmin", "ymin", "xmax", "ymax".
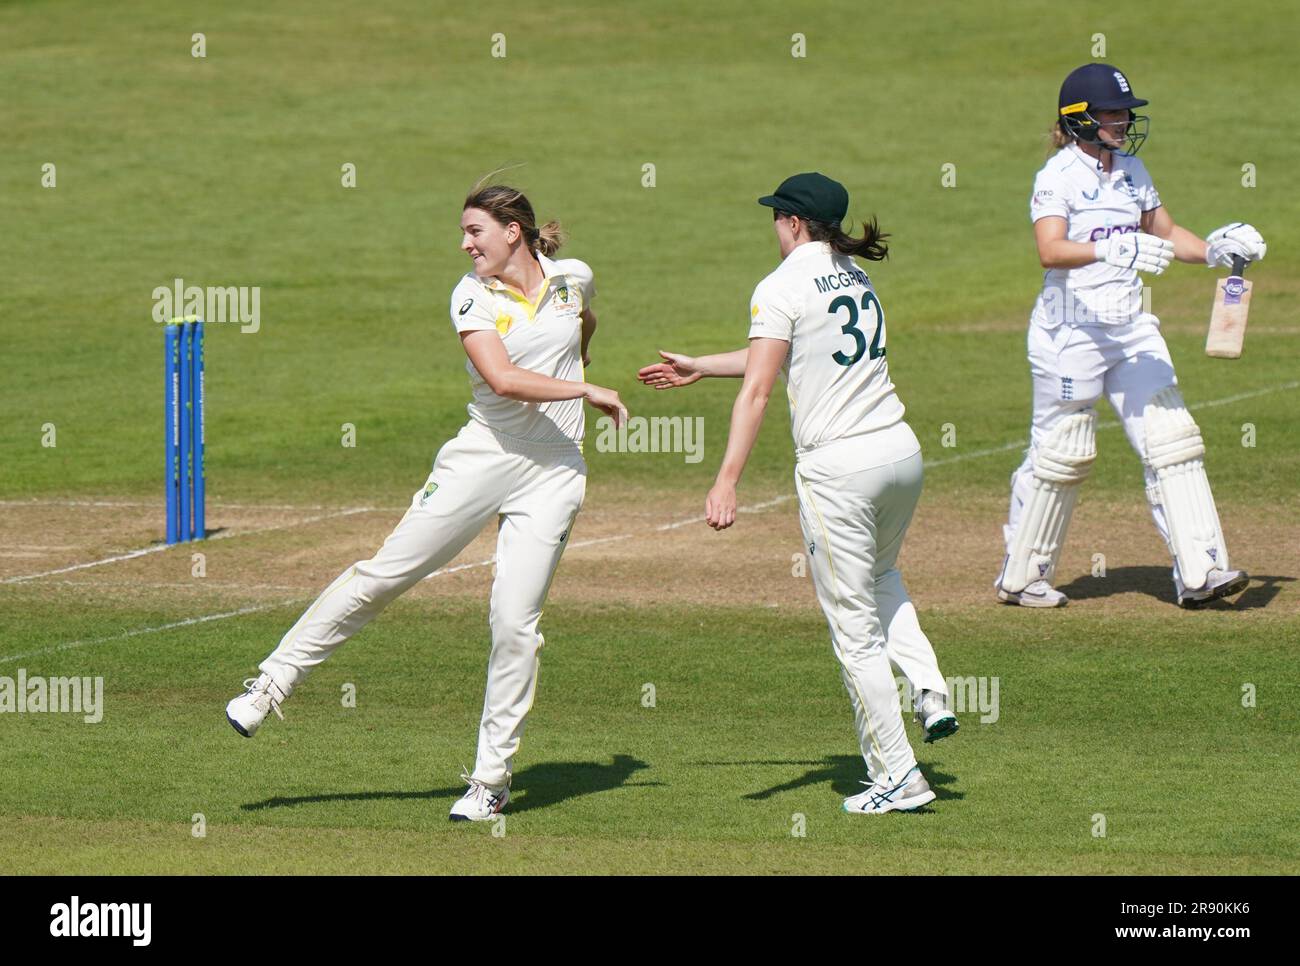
[
  {"xmin": 0, "ymin": 507, "xmax": 374, "ymax": 585},
  {"xmin": 2, "ymin": 380, "xmax": 1295, "ymax": 663},
  {"xmin": 0, "ymin": 499, "xmax": 381, "ymax": 510},
  {"xmin": 0, "ymin": 604, "xmax": 292, "ymax": 666},
  {"xmin": 0, "ymin": 496, "xmax": 800, "ymax": 664},
  {"xmin": 421, "ymin": 493, "xmax": 796, "ymax": 578}
]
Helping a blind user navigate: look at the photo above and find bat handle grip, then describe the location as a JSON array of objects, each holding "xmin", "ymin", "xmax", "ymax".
[{"xmin": 1231, "ymin": 254, "xmax": 1247, "ymax": 277}]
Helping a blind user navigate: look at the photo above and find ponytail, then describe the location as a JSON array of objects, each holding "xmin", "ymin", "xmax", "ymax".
[
  {"xmin": 534, "ymin": 219, "xmax": 566, "ymax": 256},
  {"xmin": 802, "ymin": 215, "xmax": 890, "ymax": 262}
]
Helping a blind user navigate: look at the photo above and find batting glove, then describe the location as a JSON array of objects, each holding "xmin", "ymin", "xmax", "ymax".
[
  {"xmin": 1095, "ymin": 232, "xmax": 1175, "ymax": 274},
  {"xmin": 1205, "ymin": 222, "xmax": 1266, "ymax": 268}
]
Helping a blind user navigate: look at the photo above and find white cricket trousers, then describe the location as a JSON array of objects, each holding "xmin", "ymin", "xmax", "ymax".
[
  {"xmin": 260, "ymin": 419, "xmax": 586, "ymax": 789},
  {"xmin": 1005, "ymin": 319, "xmax": 1177, "ymax": 564},
  {"xmin": 795, "ymin": 441, "xmax": 945, "ymax": 786}
]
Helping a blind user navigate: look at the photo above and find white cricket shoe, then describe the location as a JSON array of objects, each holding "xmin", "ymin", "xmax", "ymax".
[
  {"xmin": 914, "ymin": 689, "xmax": 959, "ymax": 744},
  {"xmin": 449, "ymin": 776, "xmax": 510, "ymax": 822},
  {"xmin": 1177, "ymin": 568, "xmax": 1249, "ymax": 609},
  {"xmin": 843, "ymin": 766, "xmax": 936, "ymax": 815},
  {"xmin": 996, "ymin": 578, "xmax": 1068, "ymax": 608},
  {"xmin": 225, "ymin": 672, "xmax": 289, "ymax": 737}
]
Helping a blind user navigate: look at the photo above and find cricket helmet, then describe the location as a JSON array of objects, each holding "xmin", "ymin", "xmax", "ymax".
[{"xmin": 1057, "ymin": 63, "xmax": 1149, "ymax": 155}]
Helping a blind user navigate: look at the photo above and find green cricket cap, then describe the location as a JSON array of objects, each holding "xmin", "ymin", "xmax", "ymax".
[{"xmin": 758, "ymin": 172, "xmax": 849, "ymax": 226}]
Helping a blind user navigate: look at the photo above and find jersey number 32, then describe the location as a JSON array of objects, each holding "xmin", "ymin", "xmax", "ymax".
[{"xmin": 829, "ymin": 291, "xmax": 886, "ymax": 366}]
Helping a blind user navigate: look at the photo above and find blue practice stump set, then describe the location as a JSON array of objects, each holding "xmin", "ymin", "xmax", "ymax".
[{"xmin": 164, "ymin": 318, "xmax": 205, "ymax": 543}]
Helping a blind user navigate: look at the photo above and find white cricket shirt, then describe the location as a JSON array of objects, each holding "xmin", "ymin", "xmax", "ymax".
[
  {"xmin": 1029, "ymin": 144, "xmax": 1161, "ymax": 327},
  {"xmin": 748, "ymin": 241, "xmax": 914, "ymax": 482},
  {"xmin": 449, "ymin": 252, "xmax": 594, "ymax": 443}
]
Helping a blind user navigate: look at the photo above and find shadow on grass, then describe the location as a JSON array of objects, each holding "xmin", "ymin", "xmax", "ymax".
[
  {"xmin": 1055, "ymin": 566, "xmax": 1291, "ymax": 610},
  {"xmin": 695, "ymin": 754, "xmax": 962, "ymax": 805},
  {"xmin": 240, "ymin": 753, "xmax": 658, "ymax": 814}
]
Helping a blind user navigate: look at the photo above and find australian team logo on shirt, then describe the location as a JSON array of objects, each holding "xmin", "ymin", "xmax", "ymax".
[{"xmin": 553, "ymin": 281, "xmax": 582, "ymax": 320}]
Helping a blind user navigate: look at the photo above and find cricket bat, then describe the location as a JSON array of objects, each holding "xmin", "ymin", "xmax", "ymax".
[{"xmin": 1206, "ymin": 255, "xmax": 1253, "ymax": 359}]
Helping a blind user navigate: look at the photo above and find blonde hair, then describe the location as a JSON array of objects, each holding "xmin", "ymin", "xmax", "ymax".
[
  {"xmin": 1047, "ymin": 122, "xmax": 1072, "ymax": 155},
  {"xmin": 463, "ymin": 180, "xmax": 565, "ymax": 256}
]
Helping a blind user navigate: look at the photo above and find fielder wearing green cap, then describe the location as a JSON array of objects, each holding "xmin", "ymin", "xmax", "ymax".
[
  {"xmin": 757, "ymin": 171, "xmax": 850, "ymax": 224},
  {"xmin": 995, "ymin": 64, "xmax": 1265, "ymax": 610},
  {"xmin": 637, "ymin": 174, "xmax": 957, "ymax": 814}
]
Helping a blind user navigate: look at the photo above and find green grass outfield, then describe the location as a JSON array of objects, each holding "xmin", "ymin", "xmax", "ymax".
[
  {"xmin": 2, "ymin": 0, "xmax": 1298, "ymax": 874},
  {"xmin": 2, "ymin": 601, "xmax": 1297, "ymax": 874}
]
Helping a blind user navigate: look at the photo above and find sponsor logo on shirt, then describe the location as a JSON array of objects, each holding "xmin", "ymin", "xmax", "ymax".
[
  {"xmin": 1033, "ymin": 189, "xmax": 1054, "ymax": 206},
  {"xmin": 1088, "ymin": 222, "xmax": 1139, "ymax": 242},
  {"xmin": 1082, "ymin": 188, "xmax": 1099, "ymax": 201},
  {"xmin": 459, "ymin": 298, "xmax": 474, "ymax": 316}
]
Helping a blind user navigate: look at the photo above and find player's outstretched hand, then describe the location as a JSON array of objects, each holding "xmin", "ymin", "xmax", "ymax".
[
  {"xmin": 637, "ymin": 350, "xmax": 702, "ymax": 390},
  {"xmin": 1095, "ymin": 232, "xmax": 1174, "ymax": 274},
  {"xmin": 584, "ymin": 384, "xmax": 627, "ymax": 427},
  {"xmin": 1205, "ymin": 223, "xmax": 1267, "ymax": 268},
  {"xmin": 705, "ymin": 481, "xmax": 737, "ymax": 531}
]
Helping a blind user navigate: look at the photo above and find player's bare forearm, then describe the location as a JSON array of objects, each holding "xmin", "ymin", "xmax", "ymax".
[
  {"xmin": 1034, "ymin": 217, "xmax": 1097, "ymax": 268},
  {"xmin": 1037, "ymin": 239, "xmax": 1099, "ymax": 268},
  {"xmin": 697, "ymin": 348, "xmax": 749, "ymax": 378},
  {"xmin": 497, "ymin": 368, "xmax": 590, "ymax": 403},
  {"xmin": 704, "ymin": 339, "xmax": 785, "ymax": 530},
  {"xmin": 637, "ymin": 347, "xmax": 745, "ymax": 389},
  {"xmin": 461, "ymin": 329, "xmax": 585, "ymax": 402},
  {"xmin": 1165, "ymin": 225, "xmax": 1207, "ymax": 263},
  {"xmin": 715, "ymin": 389, "xmax": 768, "ymax": 485},
  {"xmin": 492, "ymin": 366, "xmax": 626, "ymax": 427},
  {"xmin": 1143, "ymin": 207, "xmax": 1207, "ymax": 263},
  {"xmin": 713, "ymin": 338, "xmax": 786, "ymax": 484},
  {"xmin": 580, "ymin": 307, "xmax": 597, "ymax": 364}
]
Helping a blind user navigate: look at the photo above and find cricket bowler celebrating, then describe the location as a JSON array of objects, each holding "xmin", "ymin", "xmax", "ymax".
[
  {"xmin": 226, "ymin": 183, "xmax": 627, "ymax": 822},
  {"xmin": 996, "ymin": 63, "xmax": 1266, "ymax": 609},
  {"xmin": 638, "ymin": 173, "xmax": 953, "ymax": 814}
]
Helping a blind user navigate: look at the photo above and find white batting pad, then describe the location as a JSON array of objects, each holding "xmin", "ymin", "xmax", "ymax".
[
  {"xmin": 1144, "ymin": 386, "xmax": 1228, "ymax": 590},
  {"xmin": 1002, "ymin": 411, "xmax": 1097, "ymax": 593}
]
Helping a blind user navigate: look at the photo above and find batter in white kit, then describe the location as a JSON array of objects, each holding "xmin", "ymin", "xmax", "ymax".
[{"xmin": 996, "ymin": 63, "xmax": 1266, "ymax": 609}]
